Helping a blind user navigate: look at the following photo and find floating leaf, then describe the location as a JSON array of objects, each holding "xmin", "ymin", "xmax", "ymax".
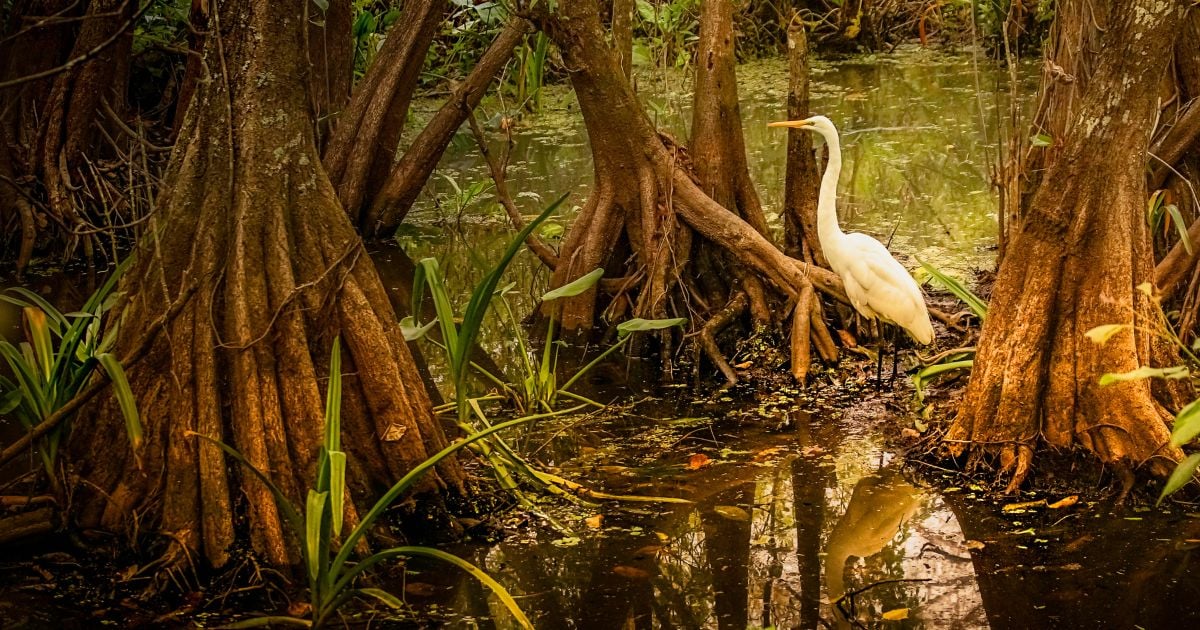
[
  {"xmin": 686, "ymin": 453, "xmax": 711, "ymax": 470},
  {"xmin": 882, "ymin": 608, "xmax": 909, "ymax": 621},
  {"xmin": 585, "ymin": 514, "xmax": 604, "ymax": 528},
  {"xmin": 1084, "ymin": 324, "xmax": 1128, "ymax": 345},
  {"xmin": 1099, "ymin": 365, "xmax": 1189, "ymax": 386},
  {"xmin": 616, "ymin": 317, "xmax": 688, "ymax": 338}
]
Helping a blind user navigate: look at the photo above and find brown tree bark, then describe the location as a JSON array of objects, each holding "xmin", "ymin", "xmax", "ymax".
[
  {"xmin": 527, "ymin": 0, "xmax": 844, "ymax": 381},
  {"xmin": 947, "ymin": 0, "xmax": 1189, "ymax": 493},
  {"xmin": 308, "ymin": 0, "xmax": 354, "ymax": 149},
  {"xmin": 363, "ymin": 17, "xmax": 528, "ymax": 236},
  {"xmin": 323, "ymin": 0, "xmax": 444, "ymax": 222},
  {"xmin": 611, "ymin": 0, "xmax": 634, "ymax": 79},
  {"xmin": 37, "ymin": 0, "xmax": 133, "ymax": 238},
  {"xmin": 782, "ymin": 18, "xmax": 823, "ymax": 267},
  {"xmin": 70, "ymin": 0, "xmax": 463, "ymax": 569}
]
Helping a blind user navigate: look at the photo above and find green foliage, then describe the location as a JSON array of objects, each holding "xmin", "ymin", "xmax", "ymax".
[
  {"xmin": 199, "ymin": 339, "xmax": 533, "ymax": 629},
  {"xmin": 0, "ymin": 263, "xmax": 140, "ymax": 492},
  {"xmin": 1148, "ymin": 190, "xmax": 1193, "ymax": 256},
  {"xmin": 911, "ymin": 261, "xmax": 986, "ymax": 405},
  {"xmin": 633, "ymin": 0, "xmax": 699, "ymax": 69},
  {"xmin": 916, "ymin": 258, "xmax": 987, "ymax": 319}
]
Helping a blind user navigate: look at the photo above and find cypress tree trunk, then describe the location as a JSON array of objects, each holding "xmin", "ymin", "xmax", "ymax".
[
  {"xmin": 71, "ymin": 0, "xmax": 464, "ymax": 568},
  {"xmin": 948, "ymin": 0, "xmax": 1189, "ymax": 493}
]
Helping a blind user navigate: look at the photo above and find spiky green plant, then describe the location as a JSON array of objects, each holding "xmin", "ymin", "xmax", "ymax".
[
  {"xmin": 0, "ymin": 264, "xmax": 140, "ymax": 494},
  {"xmin": 197, "ymin": 339, "xmax": 534, "ymax": 629}
]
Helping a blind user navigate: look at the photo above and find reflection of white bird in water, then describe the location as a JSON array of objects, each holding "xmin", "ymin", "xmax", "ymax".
[{"xmin": 770, "ymin": 115, "xmax": 934, "ymax": 384}]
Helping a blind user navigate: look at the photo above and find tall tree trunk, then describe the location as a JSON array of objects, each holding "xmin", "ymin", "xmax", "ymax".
[
  {"xmin": 947, "ymin": 0, "xmax": 1189, "ymax": 493},
  {"xmin": 71, "ymin": 0, "xmax": 464, "ymax": 568},
  {"xmin": 323, "ymin": 0, "xmax": 444, "ymax": 222},
  {"xmin": 528, "ymin": 0, "xmax": 840, "ymax": 382},
  {"xmin": 782, "ymin": 19, "xmax": 823, "ymax": 267}
]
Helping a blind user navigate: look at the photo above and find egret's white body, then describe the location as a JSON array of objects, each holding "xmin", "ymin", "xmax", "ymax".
[{"xmin": 771, "ymin": 116, "xmax": 934, "ymax": 345}]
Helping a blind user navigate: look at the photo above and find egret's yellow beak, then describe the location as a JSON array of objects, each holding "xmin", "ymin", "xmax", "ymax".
[{"xmin": 768, "ymin": 119, "xmax": 813, "ymax": 129}]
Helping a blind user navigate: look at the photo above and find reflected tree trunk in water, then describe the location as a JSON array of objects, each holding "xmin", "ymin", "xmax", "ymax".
[
  {"xmin": 948, "ymin": 0, "xmax": 1190, "ymax": 493},
  {"xmin": 791, "ymin": 411, "xmax": 833, "ymax": 630},
  {"xmin": 70, "ymin": 0, "xmax": 464, "ymax": 569},
  {"xmin": 702, "ymin": 485, "xmax": 751, "ymax": 629}
]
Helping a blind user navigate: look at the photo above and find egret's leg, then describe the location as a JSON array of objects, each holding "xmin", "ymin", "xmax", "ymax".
[
  {"xmin": 875, "ymin": 323, "xmax": 884, "ymax": 391},
  {"xmin": 890, "ymin": 326, "xmax": 899, "ymax": 386}
]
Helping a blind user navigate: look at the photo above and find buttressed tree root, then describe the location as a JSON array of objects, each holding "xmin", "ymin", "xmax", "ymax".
[
  {"xmin": 71, "ymin": 0, "xmax": 464, "ymax": 569},
  {"xmin": 527, "ymin": 0, "xmax": 843, "ymax": 385},
  {"xmin": 947, "ymin": 0, "xmax": 1189, "ymax": 495}
]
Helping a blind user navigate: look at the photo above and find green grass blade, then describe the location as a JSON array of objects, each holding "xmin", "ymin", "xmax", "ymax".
[
  {"xmin": 455, "ymin": 193, "xmax": 567, "ymax": 388},
  {"xmin": 23, "ymin": 308, "xmax": 54, "ymax": 382},
  {"xmin": 330, "ymin": 414, "xmax": 540, "ymax": 580},
  {"xmin": 1158, "ymin": 452, "xmax": 1200, "ymax": 505},
  {"xmin": 325, "ymin": 338, "xmax": 342, "ymax": 453},
  {"xmin": 335, "ymin": 546, "xmax": 533, "ymax": 629},
  {"xmin": 97, "ymin": 353, "xmax": 142, "ymax": 452},
  {"xmin": 542, "ymin": 268, "xmax": 603, "ymax": 301},
  {"xmin": 218, "ymin": 616, "xmax": 312, "ymax": 629},
  {"xmin": 187, "ymin": 432, "xmax": 305, "ymax": 537},
  {"xmin": 1166, "ymin": 203, "xmax": 1194, "ymax": 255},
  {"xmin": 355, "ymin": 587, "xmax": 404, "ymax": 609},
  {"xmin": 306, "ymin": 490, "xmax": 328, "ymax": 583},
  {"xmin": 916, "ymin": 258, "xmax": 988, "ymax": 319},
  {"xmin": 329, "ymin": 451, "xmax": 346, "ymax": 538},
  {"xmin": 2, "ymin": 288, "xmax": 66, "ymax": 333}
]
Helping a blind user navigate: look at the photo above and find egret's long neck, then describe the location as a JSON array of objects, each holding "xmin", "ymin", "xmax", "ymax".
[{"xmin": 816, "ymin": 128, "xmax": 844, "ymax": 249}]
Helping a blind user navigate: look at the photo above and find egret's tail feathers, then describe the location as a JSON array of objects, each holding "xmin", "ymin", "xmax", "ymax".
[{"xmin": 905, "ymin": 313, "xmax": 935, "ymax": 346}]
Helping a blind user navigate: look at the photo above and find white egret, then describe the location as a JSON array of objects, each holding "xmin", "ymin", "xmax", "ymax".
[{"xmin": 770, "ymin": 115, "xmax": 934, "ymax": 385}]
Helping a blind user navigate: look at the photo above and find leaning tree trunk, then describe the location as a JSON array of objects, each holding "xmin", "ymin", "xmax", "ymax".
[
  {"xmin": 322, "ymin": 0, "xmax": 444, "ymax": 223},
  {"xmin": 71, "ymin": 0, "xmax": 464, "ymax": 569},
  {"xmin": 528, "ymin": 0, "xmax": 841, "ymax": 380},
  {"xmin": 947, "ymin": 0, "xmax": 1189, "ymax": 493},
  {"xmin": 363, "ymin": 17, "xmax": 528, "ymax": 237}
]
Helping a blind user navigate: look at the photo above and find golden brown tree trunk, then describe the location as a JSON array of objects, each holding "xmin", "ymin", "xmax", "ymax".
[
  {"xmin": 70, "ymin": 0, "xmax": 463, "ymax": 569},
  {"xmin": 948, "ymin": 0, "xmax": 1189, "ymax": 493},
  {"xmin": 529, "ymin": 0, "xmax": 842, "ymax": 381}
]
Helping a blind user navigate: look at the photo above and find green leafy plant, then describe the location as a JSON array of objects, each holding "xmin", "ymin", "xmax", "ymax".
[
  {"xmin": 401, "ymin": 193, "xmax": 689, "ymax": 523},
  {"xmin": 0, "ymin": 265, "xmax": 140, "ymax": 495},
  {"xmin": 493, "ymin": 268, "xmax": 687, "ymax": 414},
  {"xmin": 196, "ymin": 339, "xmax": 533, "ymax": 629},
  {"xmin": 633, "ymin": 0, "xmax": 700, "ymax": 69},
  {"xmin": 910, "ymin": 259, "xmax": 987, "ymax": 404}
]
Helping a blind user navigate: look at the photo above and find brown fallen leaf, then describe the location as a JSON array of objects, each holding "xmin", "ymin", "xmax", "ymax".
[
  {"xmin": 800, "ymin": 445, "xmax": 826, "ymax": 457},
  {"xmin": 752, "ymin": 446, "xmax": 784, "ymax": 461},
  {"xmin": 585, "ymin": 514, "xmax": 604, "ymax": 528},
  {"xmin": 714, "ymin": 505, "xmax": 751, "ymax": 521},
  {"xmin": 633, "ymin": 545, "xmax": 663, "ymax": 559},
  {"xmin": 687, "ymin": 453, "xmax": 711, "ymax": 470},
  {"xmin": 882, "ymin": 608, "xmax": 909, "ymax": 621},
  {"xmin": 1002, "ymin": 499, "xmax": 1048, "ymax": 512},
  {"xmin": 1048, "ymin": 495, "xmax": 1079, "ymax": 509},
  {"xmin": 613, "ymin": 565, "xmax": 651, "ymax": 579},
  {"xmin": 899, "ymin": 428, "xmax": 921, "ymax": 441},
  {"xmin": 734, "ymin": 360, "xmax": 753, "ymax": 369},
  {"xmin": 404, "ymin": 582, "xmax": 437, "ymax": 597},
  {"xmin": 965, "ymin": 540, "xmax": 986, "ymax": 551}
]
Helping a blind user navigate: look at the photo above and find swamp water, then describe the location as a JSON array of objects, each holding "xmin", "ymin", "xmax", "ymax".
[{"xmin": 4, "ymin": 48, "xmax": 1200, "ymax": 628}]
